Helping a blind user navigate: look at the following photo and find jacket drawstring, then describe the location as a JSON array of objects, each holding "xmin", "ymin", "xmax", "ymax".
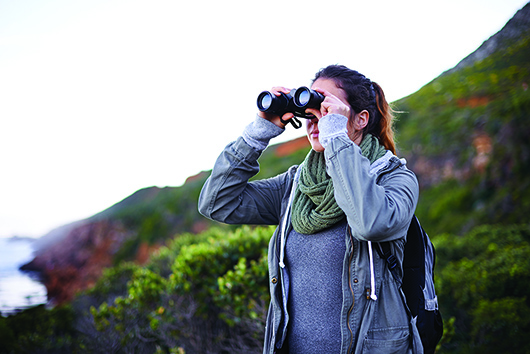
[
  {"xmin": 279, "ymin": 205, "xmax": 289, "ymax": 269},
  {"xmin": 279, "ymin": 168, "xmax": 300, "ymax": 269},
  {"xmin": 368, "ymin": 241, "xmax": 378, "ymax": 300},
  {"xmin": 364, "ymin": 156, "xmax": 393, "ymax": 302}
]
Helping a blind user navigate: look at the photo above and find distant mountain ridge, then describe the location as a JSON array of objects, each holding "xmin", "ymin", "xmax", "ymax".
[
  {"xmin": 449, "ymin": 2, "xmax": 530, "ymax": 73},
  {"xmin": 394, "ymin": 2, "xmax": 530, "ymax": 234},
  {"xmin": 22, "ymin": 3, "xmax": 530, "ymax": 305}
]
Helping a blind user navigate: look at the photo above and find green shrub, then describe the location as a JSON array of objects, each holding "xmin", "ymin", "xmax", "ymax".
[
  {"xmin": 434, "ymin": 224, "xmax": 530, "ymax": 353},
  {"xmin": 90, "ymin": 225, "xmax": 273, "ymax": 353},
  {"xmin": 0, "ymin": 305, "xmax": 78, "ymax": 354},
  {"xmin": 170, "ymin": 226, "xmax": 271, "ymax": 312}
]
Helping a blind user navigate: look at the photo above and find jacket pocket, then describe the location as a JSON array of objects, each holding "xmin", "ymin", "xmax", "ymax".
[{"xmin": 362, "ymin": 327, "xmax": 410, "ymax": 354}]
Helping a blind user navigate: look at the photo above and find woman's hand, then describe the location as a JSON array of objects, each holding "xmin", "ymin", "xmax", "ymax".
[
  {"xmin": 257, "ymin": 86, "xmax": 294, "ymax": 128},
  {"xmin": 305, "ymin": 88, "xmax": 351, "ymax": 120}
]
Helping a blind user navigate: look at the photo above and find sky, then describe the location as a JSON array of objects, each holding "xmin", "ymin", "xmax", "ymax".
[{"xmin": 1, "ymin": 0, "xmax": 528, "ymax": 239}]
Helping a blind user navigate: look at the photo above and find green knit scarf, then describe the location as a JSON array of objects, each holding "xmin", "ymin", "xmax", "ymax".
[{"xmin": 291, "ymin": 134, "xmax": 387, "ymax": 234}]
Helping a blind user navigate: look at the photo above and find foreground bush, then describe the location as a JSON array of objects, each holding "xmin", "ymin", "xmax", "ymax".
[
  {"xmin": 0, "ymin": 304, "xmax": 78, "ymax": 353},
  {"xmin": 90, "ymin": 225, "xmax": 272, "ymax": 353},
  {"xmin": 434, "ymin": 224, "xmax": 530, "ymax": 353}
]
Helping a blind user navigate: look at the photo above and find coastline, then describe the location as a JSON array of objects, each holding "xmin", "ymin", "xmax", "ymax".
[{"xmin": 0, "ymin": 237, "xmax": 48, "ymax": 316}]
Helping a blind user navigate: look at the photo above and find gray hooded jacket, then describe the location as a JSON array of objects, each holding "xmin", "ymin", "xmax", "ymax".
[{"xmin": 199, "ymin": 114, "xmax": 422, "ymax": 354}]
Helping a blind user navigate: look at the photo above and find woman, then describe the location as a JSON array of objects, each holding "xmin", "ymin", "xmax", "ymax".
[{"xmin": 199, "ymin": 65, "xmax": 421, "ymax": 354}]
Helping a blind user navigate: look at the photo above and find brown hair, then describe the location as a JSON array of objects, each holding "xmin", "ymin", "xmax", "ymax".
[{"xmin": 313, "ymin": 65, "xmax": 396, "ymax": 154}]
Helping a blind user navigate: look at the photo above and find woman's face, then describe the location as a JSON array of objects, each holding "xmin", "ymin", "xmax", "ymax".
[{"xmin": 305, "ymin": 78, "xmax": 353, "ymax": 152}]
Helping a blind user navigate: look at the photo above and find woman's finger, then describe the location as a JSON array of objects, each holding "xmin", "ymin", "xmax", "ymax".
[{"xmin": 271, "ymin": 86, "xmax": 292, "ymax": 96}]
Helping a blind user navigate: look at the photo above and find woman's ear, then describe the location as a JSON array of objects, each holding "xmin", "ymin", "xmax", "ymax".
[{"xmin": 353, "ymin": 110, "xmax": 369, "ymax": 130}]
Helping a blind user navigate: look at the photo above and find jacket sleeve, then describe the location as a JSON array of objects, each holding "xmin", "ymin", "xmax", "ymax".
[
  {"xmin": 198, "ymin": 135, "xmax": 293, "ymax": 226},
  {"xmin": 319, "ymin": 116, "xmax": 419, "ymax": 242}
]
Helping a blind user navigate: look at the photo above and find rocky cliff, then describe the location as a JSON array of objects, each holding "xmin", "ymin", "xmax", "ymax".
[{"xmin": 21, "ymin": 220, "xmax": 131, "ymax": 304}]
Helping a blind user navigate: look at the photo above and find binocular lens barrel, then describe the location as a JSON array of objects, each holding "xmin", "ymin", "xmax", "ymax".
[
  {"xmin": 258, "ymin": 92, "xmax": 273, "ymax": 110},
  {"xmin": 296, "ymin": 89, "xmax": 310, "ymax": 106},
  {"xmin": 293, "ymin": 87, "xmax": 324, "ymax": 109},
  {"xmin": 257, "ymin": 91, "xmax": 289, "ymax": 113}
]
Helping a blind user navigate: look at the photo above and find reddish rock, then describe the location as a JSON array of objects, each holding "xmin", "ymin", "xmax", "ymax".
[
  {"xmin": 23, "ymin": 220, "xmax": 130, "ymax": 305},
  {"xmin": 275, "ymin": 136, "xmax": 310, "ymax": 157},
  {"xmin": 457, "ymin": 96, "xmax": 491, "ymax": 108},
  {"xmin": 135, "ymin": 242, "xmax": 161, "ymax": 265}
]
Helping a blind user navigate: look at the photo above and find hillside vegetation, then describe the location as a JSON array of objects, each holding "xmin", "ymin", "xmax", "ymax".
[
  {"xmin": 394, "ymin": 22, "xmax": 530, "ymax": 236},
  {"xmin": 3, "ymin": 4, "xmax": 530, "ymax": 353}
]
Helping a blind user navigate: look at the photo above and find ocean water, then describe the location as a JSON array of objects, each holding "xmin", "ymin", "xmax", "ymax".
[{"xmin": 0, "ymin": 238, "xmax": 47, "ymax": 316}]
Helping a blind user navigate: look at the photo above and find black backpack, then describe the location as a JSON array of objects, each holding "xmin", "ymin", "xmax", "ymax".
[{"xmin": 376, "ymin": 215, "xmax": 443, "ymax": 354}]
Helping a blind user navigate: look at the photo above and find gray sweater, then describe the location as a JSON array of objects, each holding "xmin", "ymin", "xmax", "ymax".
[{"xmin": 285, "ymin": 220, "xmax": 347, "ymax": 353}]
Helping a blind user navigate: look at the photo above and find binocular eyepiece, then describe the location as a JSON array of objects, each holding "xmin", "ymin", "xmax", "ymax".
[{"xmin": 257, "ymin": 87, "xmax": 325, "ymax": 120}]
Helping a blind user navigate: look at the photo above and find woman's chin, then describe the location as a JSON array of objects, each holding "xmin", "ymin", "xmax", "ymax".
[{"xmin": 309, "ymin": 139, "xmax": 325, "ymax": 152}]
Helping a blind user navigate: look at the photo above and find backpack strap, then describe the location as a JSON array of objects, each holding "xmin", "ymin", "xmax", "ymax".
[
  {"xmin": 376, "ymin": 242, "xmax": 401, "ymax": 285},
  {"xmin": 375, "ymin": 216, "xmax": 424, "ymax": 315},
  {"xmin": 377, "ymin": 216, "xmax": 429, "ymax": 314}
]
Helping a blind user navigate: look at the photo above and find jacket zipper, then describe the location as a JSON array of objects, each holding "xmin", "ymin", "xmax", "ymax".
[{"xmin": 346, "ymin": 226, "xmax": 355, "ymax": 354}]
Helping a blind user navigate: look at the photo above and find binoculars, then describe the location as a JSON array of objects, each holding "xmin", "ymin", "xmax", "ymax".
[{"xmin": 257, "ymin": 87, "xmax": 324, "ymax": 128}]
